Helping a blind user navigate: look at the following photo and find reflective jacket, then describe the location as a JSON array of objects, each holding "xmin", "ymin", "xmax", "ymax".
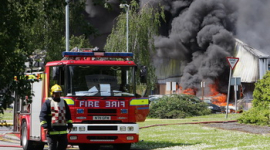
[{"xmin": 39, "ymin": 98, "xmax": 73, "ymax": 135}]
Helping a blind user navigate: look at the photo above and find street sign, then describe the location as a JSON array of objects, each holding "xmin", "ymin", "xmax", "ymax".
[
  {"xmin": 230, "ymin": 77, "xmax": 241, "ymax": 85},
  {"xmin": 226, "ymin": 57, "xmax": 239, "ymax": 70},
  {"xmin": 225, "ymin": 57, "xmax": 239, "ymax": 119}
]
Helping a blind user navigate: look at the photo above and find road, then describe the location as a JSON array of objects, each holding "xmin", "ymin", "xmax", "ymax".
[
  {"xmin": 0, "ymin": 140, "xmax": 21, "ymax": 150},
  {"xmin": 0, "ymin": 140, "xmax": 147, "ymax": 150},
  {"xmin": 0, "ymin": 125, "xmax": 20, "ymax": 150},
  {"xmin": 0, "ymin": 126, "xmax": 147, "ymax": 150}
]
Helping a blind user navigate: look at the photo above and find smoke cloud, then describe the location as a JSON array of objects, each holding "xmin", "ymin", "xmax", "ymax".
[
  {"xmin": 85, "ymin": 0, "xmax": 122, "ymax": 49},
  {"xmin": 85, "ymin": 0, "xmax": 269, "ymax": 96},
  {"xmin": 236, "ymin": 0, "xmax": 270, "ymax": 54},
  {"xmin": 151, "ymin": 0, "xmax": 236, "ymax": 95}
]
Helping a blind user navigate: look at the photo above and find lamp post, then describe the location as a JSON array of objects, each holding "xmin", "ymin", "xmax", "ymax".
[
  {"xmin": 119, "ymin": 4, "xmax": 130, "ymax": 52},
  {"xmin": 65, "ymin": 0, "xmax": 69, "ymax": 52},
  {"xmin": 120, "ymin": 4, "xmax": 130, "ymax": 84}
]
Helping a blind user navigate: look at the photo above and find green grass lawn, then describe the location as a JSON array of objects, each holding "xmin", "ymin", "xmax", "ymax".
[
  {"xmin": 139, "ymin": 113, "xmax": 240, "ymax": 128},
  {"xmin": 133, "ymin": 114, "xmax": 270, "ymax": 150},
  {"xmin": 0, "ymin": 108, "xmax": 13, "ymax": 121}
]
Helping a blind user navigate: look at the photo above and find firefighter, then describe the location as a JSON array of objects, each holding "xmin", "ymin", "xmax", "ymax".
[{"xmin": 39, "ymin": 84, "xmax": 73, "ymax": 150}]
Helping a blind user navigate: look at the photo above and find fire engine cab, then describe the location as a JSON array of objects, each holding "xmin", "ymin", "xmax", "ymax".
[{"xmin": 14, "ymin": 49, "xmax": 149, "ymax": 150}]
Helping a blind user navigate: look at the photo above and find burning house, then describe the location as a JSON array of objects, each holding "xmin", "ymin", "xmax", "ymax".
[
  {"xmin": 152, "ymin": 0, "xmax": 237, "ymax": 107},
  {"xmin": 233, "ymin": 39, "xmax": 270, "ymax": 109},
  {"xmin": 149, "ymin": 0, "xmax": 270, "ymax": 108},
  {"xmin": 154, "ymin": 38, "xmax": 270, "ymax": 109}
]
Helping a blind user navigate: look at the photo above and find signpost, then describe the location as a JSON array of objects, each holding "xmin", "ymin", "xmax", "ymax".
[
  {"xmin": 226, "ymin": 57, "xmax": 239, "ymax": 118},
  {"xmin": 231, "ymin": 77, "xmax": 241, "ymax": 113},
  {"xmin": 201, "ymin": 80, "xmax": 205, "ymax": 101}
]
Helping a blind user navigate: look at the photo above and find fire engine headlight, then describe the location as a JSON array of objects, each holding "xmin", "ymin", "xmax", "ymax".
[
  {"xmin": 120, "ymin": 126, "xmax": 126, "ymax": 131},
  {"xmin": 70, "ymin": 136, "xmax": 77, "ymax": 140},
  {"xmin": 79, "ymin": 126, "xmax": 86, "ymax": 131},
  {"xmin": 126, "ymin": 136, "xmax": 134, "ymax": 140},
  {"xmin": 72, "ymin": 127, "xmax": 77, "ymax": 131},
  {"xmin": 127, "ymin": 126, "xmax": 134, "ymax": 131}
]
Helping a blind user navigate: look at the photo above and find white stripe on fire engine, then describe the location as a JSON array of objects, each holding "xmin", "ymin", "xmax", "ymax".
[{"xmin": 45, "ymin": 73, "xmax": 48, "ymax": 98}]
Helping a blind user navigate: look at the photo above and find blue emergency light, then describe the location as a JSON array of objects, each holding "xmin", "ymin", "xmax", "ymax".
[{"xmin": 62, "ymin": 51, "xmax": 133, "ymax": 58}]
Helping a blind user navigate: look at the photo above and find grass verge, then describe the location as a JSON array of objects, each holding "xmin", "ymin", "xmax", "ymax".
[
  {"xmin": 139, "ymin": 113, "xmax": 240, "ymax": 127},
  {"xmin": 0, "ymin": 108, "xmax": 13, "ymax": 121},
  {"xmin": 133, "ymin": 114, "xmax": 270, "ymax": 150}
]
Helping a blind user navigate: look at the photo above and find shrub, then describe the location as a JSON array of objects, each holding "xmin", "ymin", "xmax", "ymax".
[
  {"xmin": 148, "ymin": 94, "xmax": 211, "ymax": 119},
  {"xmin": 238, "ymin": 107, "xmax": 270, "ymax": 126},
  {"xmin": 237, "ymin": 71, "xmax": 270, "ymax": 125}
]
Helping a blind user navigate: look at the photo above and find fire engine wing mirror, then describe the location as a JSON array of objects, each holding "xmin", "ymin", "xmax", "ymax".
[
  {"xmin": 52, "ymin": 66, "xmax": 65, "ymax": 85},
  {"xmin": 52, "ymin": 67, "xmax": 58, "ymax": 80},
  {"xmin": 140, "ymin": 66, "xmax": 147, "ymax": 83}
]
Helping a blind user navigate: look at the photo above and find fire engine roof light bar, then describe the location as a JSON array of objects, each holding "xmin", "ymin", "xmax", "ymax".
[{"xmin": 62, "ymin": 51, "xmax": 133, "ymax": 58}]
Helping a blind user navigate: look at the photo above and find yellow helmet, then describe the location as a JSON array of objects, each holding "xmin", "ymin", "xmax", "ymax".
[{"xmin": 50, "ymin": 84, "xmax": 62, "ymax": 95}]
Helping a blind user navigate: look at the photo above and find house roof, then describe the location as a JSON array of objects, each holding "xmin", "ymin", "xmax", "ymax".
[
  {"xmin": 233, "ymin": 39, "xmax": 270, "ymax": 83},
  {"xmin": 235, "ymin": 39, "xmax": 270, "ymax": 59}
]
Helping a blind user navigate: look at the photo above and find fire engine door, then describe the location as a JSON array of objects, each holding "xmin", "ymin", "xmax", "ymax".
[
  {"xmin": 30, "ymin": 78, "xmax": 44, "ymax": 140},
  {"xmin": 130, "ymin": 98, "xmax": 149, "ymax": 122}
]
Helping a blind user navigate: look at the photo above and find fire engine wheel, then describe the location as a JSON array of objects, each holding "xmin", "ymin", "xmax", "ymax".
[
  {"xmin": 21, "ymin": 122, "xmax": 45, "ymax": 150},
  {"xmin": 79, "ymin": 144, "xmax": 100, "ymax": 150},
  {"xmin": 113, "ymin": 143, "xmax": 131, "ymax": 150}
]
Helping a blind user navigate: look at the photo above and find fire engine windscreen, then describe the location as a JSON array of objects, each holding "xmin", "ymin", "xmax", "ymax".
[{"xmin": 66, "ymin": 65, "xmax": 135, "ymax": 97}]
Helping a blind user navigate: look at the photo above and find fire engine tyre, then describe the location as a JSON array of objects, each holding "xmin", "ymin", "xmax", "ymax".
[
  {"xmin": 113, "ymin": 143, "xmax": 131, "ymax": 150},
  {"xmin": 79, "ymin": 144, "xmax": 100, "ymax": 150},
  {"xmin": 21, "ymin": 122, "xmax": 45, "ymax": 150}
]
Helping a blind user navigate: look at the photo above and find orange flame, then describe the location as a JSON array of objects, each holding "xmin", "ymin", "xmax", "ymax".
[
  {"xmin": 183, "ymin": 88, "xmax": 196, "ymax": 95},
  {"xmin": 179, "ymin": 83, "xmax": 230, "ymax": 106},
  {"xmin": 208, "ymin": 83, "xmax": 228, "ymax": 106}
]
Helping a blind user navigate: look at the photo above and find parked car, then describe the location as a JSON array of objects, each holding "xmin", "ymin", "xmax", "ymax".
[
  {"xmin": 9, "ymin": 103, "xmax": 14, "ymax": 108},
  {"xmin": 149, "ymin": 95, "xmax": 164, "ymax": 104},
  {"xmin": 0, "ymin": 103, "xmax": 14, "ymax": 108},
  {"xmin": 206, "ymin": 102, "xmax": 222, "ymax": 113}
]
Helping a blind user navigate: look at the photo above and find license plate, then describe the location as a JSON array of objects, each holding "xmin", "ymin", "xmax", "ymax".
[{"xmin": 93, "ymin": 116, "xmax": 111, "ymax": 120}]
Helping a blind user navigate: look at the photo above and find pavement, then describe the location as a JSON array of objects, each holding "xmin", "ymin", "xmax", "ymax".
[
  {"xmin": 1, "ymin": 132, "xmax": 20, "ymax": 142},
  {"xmin": 0, "ymin": 132, "xmax": 21, "ymax": 148},
  {"xmin": 0, "ymin": 120, "xmax": 21, "ymax": 148}
]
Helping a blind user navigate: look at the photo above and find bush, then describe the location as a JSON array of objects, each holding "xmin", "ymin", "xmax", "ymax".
[
  {"xmin": 148, "ymin": 94, "xmax": 211, "ymax": 119},
  {"xmin": 237, "ymin": 71, "xmax": 270, "ymax": 126},
  {"xmin": 238, "ymin": 105, "xmax": 270, "ymax": 126}
]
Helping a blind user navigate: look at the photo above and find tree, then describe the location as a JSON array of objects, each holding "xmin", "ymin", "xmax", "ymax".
[
  {"xmin": 104, "ymin": 0, "xmax": 165, "ymax": 95},
  {"xmin": 0, "ymin": 0, "xmax": 96, "ymax": 112},
  {"xmin": 238, "ymin": 71, "xmax": 270, "ymax": 125},
  {"xmin": 0, "ymin": 0, "xmax": 34, "ymax": 112},
  {"xmin": 23, "ymin": 0, "xmax": 96, "ymax": 62}
]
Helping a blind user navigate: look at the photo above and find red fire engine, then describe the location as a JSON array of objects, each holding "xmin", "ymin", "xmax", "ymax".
[{"xmin": 14, "ymin": 49, "xmax": 149, "ymax": 150}]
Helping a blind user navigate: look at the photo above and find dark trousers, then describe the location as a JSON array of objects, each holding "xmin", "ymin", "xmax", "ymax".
[{"xmin": 47, "ymin": 134, "xmax": 68, "ymax": 150}]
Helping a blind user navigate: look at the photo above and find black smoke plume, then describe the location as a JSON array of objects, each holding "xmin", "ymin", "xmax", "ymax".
[
  {"xmin": 151, "ymin": 0, "xmax": 237, "ymax": 95},
  {"xmin": 85, "ymin": 0, "xmax": 269, "ymax": 96}
]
